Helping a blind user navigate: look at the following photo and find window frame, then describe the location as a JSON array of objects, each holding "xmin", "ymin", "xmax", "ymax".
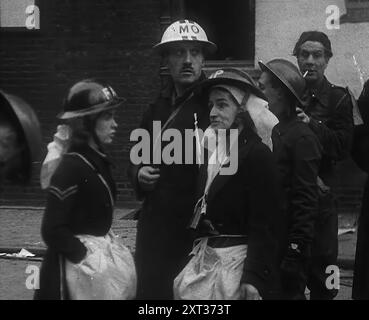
[
  {"xmin": 0, "ymin": 0, "xmax": 42, "ymax": 33},
  {"xmin": 159, "ymin": 0, "xmax": 256, "ymax": 67}
]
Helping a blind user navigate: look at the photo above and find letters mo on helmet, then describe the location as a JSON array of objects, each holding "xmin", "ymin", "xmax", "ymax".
[{"xmin": 153, "ymin": 20, "xmax": 217, "ymax": 54}]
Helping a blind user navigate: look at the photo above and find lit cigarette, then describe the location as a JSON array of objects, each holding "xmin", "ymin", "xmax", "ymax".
[{"xmin": 303, "ymin": 71, "xmax": 308, "ymax": 78}]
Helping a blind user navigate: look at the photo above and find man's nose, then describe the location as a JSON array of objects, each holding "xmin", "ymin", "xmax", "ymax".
[
  {"xmin": 112, "ymin": 119, "xmax": 118, "ymax": 129},
  {"xmin": 306, "ymin": 54, "xmax": 315, "ymax": 64},
  {"xmin": 183, "ymin": 50, "xmax": 192, "ymax": 64}
]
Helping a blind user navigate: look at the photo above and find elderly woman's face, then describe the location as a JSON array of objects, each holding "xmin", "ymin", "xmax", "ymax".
[
  {"xmin": 94, "ymin": 110, "xmax": 118, "ymax": 145},
  {"xmin": 209, "ymin": 89, "xmax": 239, "ymax": 131}
]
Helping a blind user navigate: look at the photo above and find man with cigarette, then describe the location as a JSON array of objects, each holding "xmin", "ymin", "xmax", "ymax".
[
  {"xmin": 128, "ymin": 20, "xmax": 216, "ymax": 299},
  {"xmin": 293, "ymin": 31, "xmax": 354, "ymax": 299}
]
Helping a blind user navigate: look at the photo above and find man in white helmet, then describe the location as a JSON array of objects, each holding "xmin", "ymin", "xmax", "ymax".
[{"xmin": 128, "ymin": 20, "xmax": 216, "ymax": 299}]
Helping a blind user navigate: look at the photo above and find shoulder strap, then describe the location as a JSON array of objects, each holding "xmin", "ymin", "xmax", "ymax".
[
  {"xmin": 66, "ymin": 152, "xmax": 115, "ymax": 208},
  {"xmin": 153, "ymin": 92, "xmax": 194, "ymax": 150}
]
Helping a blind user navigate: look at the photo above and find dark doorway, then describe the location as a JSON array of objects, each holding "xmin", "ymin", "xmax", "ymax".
[{"xmin": 183, "ymin": 0, "xmax": 255, "ymax": 61}]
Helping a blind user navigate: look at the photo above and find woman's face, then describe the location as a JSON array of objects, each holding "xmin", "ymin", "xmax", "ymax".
[
  {"xmin": 94, "ymin": 110, "xmax": 118, "ymax": 145},
  {"xmin": 209, "ymin": 88, "xmax": 239, "ymax": 131}
]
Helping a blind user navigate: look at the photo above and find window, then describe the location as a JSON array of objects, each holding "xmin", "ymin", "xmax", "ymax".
[
  {"xmin": 183, "ymin": 0, "xmax": 255, "ymax": 62},
  {"xmin": 159, "ymin": 0, "xmax": 255, "ymax": 63},
  {"xmin": 0, "ymin": 0, "xmax": 40, "ymax": 30},
  {"xmin": 341, "ymin": 0, "xmax": 369, "ymax": 23}
]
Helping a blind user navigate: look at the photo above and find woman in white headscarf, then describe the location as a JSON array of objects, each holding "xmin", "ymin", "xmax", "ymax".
[{"xmin": 174, "ymin": 68, "xmax": 283, "ymax": 300}]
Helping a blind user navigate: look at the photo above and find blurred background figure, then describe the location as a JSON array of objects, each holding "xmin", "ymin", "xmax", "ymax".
[{"xmin": 0, "ymin": 90, "xmax": 42, "ymax": 186}]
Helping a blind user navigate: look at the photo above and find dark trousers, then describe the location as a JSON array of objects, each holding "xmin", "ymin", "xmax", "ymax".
[{"xmin": 307, "ymin": 192, "xmax": 339, "ymax": 300}]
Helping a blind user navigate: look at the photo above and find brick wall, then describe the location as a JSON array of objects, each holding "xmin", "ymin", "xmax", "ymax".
[
  {"xmin": 0, "ymin": 1, "xmax": 366, "ymax": 215},
  {"xmin": 0, "ymin": 0, "xmax": 162, "ymax": 207}
]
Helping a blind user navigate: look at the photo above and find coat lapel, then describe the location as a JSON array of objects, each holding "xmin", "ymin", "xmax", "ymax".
[
  {"xmin": 196, "ymin": 147, "xmax": 209, "ymax": 198},
  {"xmin": 205, "ymin": 130, "xmax": 260, "ymax": 205}
]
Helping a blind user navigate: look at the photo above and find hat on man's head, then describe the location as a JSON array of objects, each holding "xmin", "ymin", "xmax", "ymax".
[
  {"xmin": 153, "ymin": 19, "xmax": 217, "ymax": 55},
  {"xmin": 293, "ymin": 31, "xmax": 333, "ymax": 58}
]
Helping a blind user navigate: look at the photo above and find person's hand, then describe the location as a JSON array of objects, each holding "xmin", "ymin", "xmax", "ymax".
[
  {"xmin": 137, "ymin": 166, "xmax": 160, "ymax": 191},
  {"xmin": 280, "ymin": 243, "xmax": 308, "ymax": 293},
  {"xmin": 296, "ymin": 107, "xmax": 310, "ymax": 124},
  {"xmin": 240, "ymin": 283, "xmax": 262, "ymax": 300}
]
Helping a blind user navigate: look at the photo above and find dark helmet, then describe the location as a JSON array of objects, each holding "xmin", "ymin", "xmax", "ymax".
[
  {"xmin": 199, "ymin": 68, "xmax": 266, "ymax": 101},
  {"xmin": 58, "ymin": 79, "xmax": 126, "ymax": 120},
  {"xmin": 0, "ymin": 90, "xmax": 42, "ymax": 181},
  {"xmin": 258, "ymin": 59, "xmax": 306, "ymax": 107}
]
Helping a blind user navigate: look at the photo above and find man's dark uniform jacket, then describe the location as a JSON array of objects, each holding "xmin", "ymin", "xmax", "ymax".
[
  {"xmin": 302, "ymin": 76, "xmax": 354, "ymax": 299},
  {"xmin": 128, "ymin": 75, "xmax": 210, "ymax": 299},
  {"xmin": 352, "ymin": 80, "xmax": 369, "ymax": 300},
  {"xmin": 34, "ymin": 145, "xmax": 116, "ymax": 300},
  {"xmin": 303, "ymin": 77, "xmax": 353, "ymax": 181}
]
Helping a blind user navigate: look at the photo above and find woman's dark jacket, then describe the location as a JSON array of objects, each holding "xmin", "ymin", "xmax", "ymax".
[
  {"xmin": 194, "ymin": 129, "xmax": 284, "ymax": 299},
  {"xmin": 34, "ymin": 145, "xmax": 116, "ymax": 300}
]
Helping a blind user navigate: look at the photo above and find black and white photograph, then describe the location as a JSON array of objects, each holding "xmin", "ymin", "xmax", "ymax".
[{"xmin": 0, "ymin": 0, "xmax": 368, "ymax": 306}]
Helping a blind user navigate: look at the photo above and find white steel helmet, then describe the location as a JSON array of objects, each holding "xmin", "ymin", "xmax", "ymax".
[{"xmin": 153, "ymin": 19, "xmax": 217, "ymax": 55}]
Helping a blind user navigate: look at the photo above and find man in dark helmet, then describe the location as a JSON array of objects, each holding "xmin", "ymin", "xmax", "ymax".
[
  {"xmin": 292, "ymin": 31, "xmax": 354, "ymax": 299},
  {"xmin": 128, "ymin": 20, "xmax": 217, "ymax": 299},
  {"xmin": 259, "ymin": 59, "xmax": 322, "ymax": 299},
  {"xmin": 0, "ymin": 90, "xmax": 42, "ymax": 185}
]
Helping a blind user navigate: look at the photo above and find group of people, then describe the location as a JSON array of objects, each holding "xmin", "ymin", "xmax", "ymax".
[{"xmin": 0, "ymin": 19, "xmax": 368, "ymax": 300}]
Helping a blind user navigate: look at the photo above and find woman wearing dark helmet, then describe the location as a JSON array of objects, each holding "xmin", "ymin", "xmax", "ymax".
[
  {"xmin": 34, "ymin": 79, "xmax": 134, "ymax": 300},
  {"xmin": 174, "ymin": 68, "xmax": 283, "ymax": 300}
]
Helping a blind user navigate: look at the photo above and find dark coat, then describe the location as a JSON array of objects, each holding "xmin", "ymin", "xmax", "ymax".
[
  {"xmin": 302, "ymin": 77, "xmax": 353, "ymax": 299},
  {"xmin": 272, "ymin": 117, "xmax": 321, "ymax": 248},
  {"xmin": 128, "ymin": 78, "xmax": 210, "ymax": 299},
  {"xmin": 352, "ymin": 80, "xmax": 369, "ymax": 300},
  {"xmin": 34, "ymin": 145, "xmax": 116, "ymax": 300},
  {"xmin": 302, "ymin": 77, "xmax": 354, "ymax": 183},
  {"xmin": 194, "ymin": 129, "xmax": 284, "ymax": 299}
]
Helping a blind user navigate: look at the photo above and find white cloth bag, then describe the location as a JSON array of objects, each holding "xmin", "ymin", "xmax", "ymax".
[
  {"xmin": 65, "ymin": 230, "xmax": 137, "ymax": 300},
  {"xmin": 173, "ymin": 237, "xmax": 247, "ymax": 300}
]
